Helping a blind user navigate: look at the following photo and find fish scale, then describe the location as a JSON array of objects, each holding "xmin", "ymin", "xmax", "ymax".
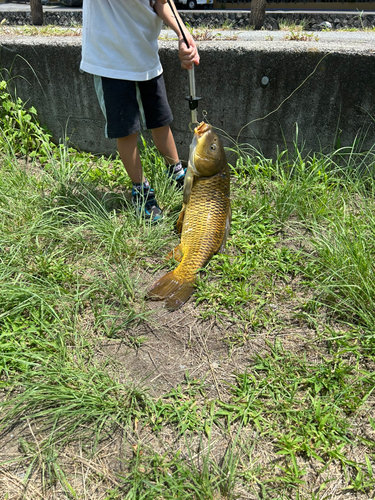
[{"xmin": 176, "ymin": 173, "xmax": 230, "ymax": 282}]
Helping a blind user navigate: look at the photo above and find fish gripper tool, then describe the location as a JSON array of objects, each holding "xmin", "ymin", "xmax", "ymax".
[
  {"xmin": 184, "ymin": 41, "xmax": 201, "ymax": 125},
  {"xmin": 166, "ymin": 0, "xmax": 201, "ymax": 126},
  {"xmin": 186, "ymin": 67, "xmax": 201, "ymax": 125}
]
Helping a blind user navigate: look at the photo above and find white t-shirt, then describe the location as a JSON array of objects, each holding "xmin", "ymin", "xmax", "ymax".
[{"xmin": 80, "ymin": 0, "xmax": 163, "ymax": 81}]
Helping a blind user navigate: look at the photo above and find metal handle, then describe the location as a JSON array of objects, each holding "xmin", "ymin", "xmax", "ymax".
[{"xmin": 188, "ymin": 67, "xmax": 197, "ymax": 124}]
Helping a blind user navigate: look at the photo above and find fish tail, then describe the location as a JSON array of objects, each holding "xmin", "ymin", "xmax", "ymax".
[{"xmin": 147, "ymin": 270, "xmax": 195, "ymax": 311}]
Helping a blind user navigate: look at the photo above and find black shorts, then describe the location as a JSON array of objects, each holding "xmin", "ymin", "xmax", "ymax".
[{"xmin": 94, "ymin": 74, "xmax": 173, "ymax": 139}]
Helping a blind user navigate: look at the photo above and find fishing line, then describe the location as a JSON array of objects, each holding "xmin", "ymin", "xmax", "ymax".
[
  {"xmin": 201, "ymin": 53, "xmax": 331, "ymax": 164},
  {"xmin": 235, "ymin": 52, "xmax": 332, "ymax": 144},
  {"xmin": 203, "ymin": 52, "xmax": 332, "ymax": 148}
]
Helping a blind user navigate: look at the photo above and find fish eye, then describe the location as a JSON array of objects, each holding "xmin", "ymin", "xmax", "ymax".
[{"xmin": 210, "ymin": 143, "xmax": 217, "ymax": 151}]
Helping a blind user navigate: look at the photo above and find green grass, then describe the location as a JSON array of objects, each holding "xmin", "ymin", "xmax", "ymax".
[
  {"xmin": 0, "ymin": 21, "xmax": 81, "ymax": 37},
  {"xmin": 1, "ymin": 80, "xmax": 375, "ymax": 499},
  {"xmin": 279, "ymin": 19, "xmax": 309, "ymax": 32},
  {"xmin": 2, "ymin": 19, "xmax": 375, "ymax": 42},
  {"xmin": 111, "ymin": 439, "xmax": 238, "ymax": 500}
]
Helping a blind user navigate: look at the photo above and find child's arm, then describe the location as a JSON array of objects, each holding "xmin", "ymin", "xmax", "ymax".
[{"xmin": 154, "ymin": 0, "xmax": 200, "ymax": 70}]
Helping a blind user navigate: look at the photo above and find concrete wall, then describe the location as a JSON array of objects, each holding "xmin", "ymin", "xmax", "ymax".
[{"xmin": 0, "ymin": 36, "xmax": 374, "ymax": 160}]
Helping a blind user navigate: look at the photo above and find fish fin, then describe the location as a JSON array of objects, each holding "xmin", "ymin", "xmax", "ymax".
[
  {"xmin": 165, "ymin": 283, "xmax": 194, "ymax": 310},
  {"xmin": 166, "ymin": 244, "xmax": 183, "ymax": 262},
  {"xmin": 176, "ymin": 206, "xmax": 185, "ymax": 234},
  {"xmin": 147, "ymin": 271, "xmax": 194, "ymax": 310},
  {"xmin": 183, "ymin": 163, "xmax": 195, "ymax": 205},
  {"xmin": 218, "ymin": 206, "xmax": 232, "ymax": 254}
]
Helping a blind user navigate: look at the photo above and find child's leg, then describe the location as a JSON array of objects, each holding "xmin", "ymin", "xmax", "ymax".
[
  {"xmin": 117, "ymin": 132, "xmax": 162, "ymax": 222},
  {"xmin": 152, "ymin": 124, "xmax": 185, "ymax": 187},
  {"xmin": 94, "ymin": 76, "xmax": 162, "ymax": 221},
  {"xmin": 151, "ymin": 125, "xmax": 179, "ymax": 166},
  {"xmin": 116, "ymin": 132, "xmax": 144, "ymax": 184}
]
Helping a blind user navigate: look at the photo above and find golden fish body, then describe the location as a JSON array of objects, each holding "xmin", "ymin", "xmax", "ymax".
[
  {"xmin": 176, "ymin": 165, "xmax": 230, "ymax": 282},
  {"xmin": 147, "ymin": 122, "xmax": 231, "ymax": 310}
]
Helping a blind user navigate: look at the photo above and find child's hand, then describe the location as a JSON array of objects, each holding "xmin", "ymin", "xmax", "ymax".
[
  {"xmin": 151, "ymin": 0, "xmax": 167, "ymax": 7},
  {"xmin": 178, "ymin": 34, "xmax": 200, "ymax": 70},
  {"xmin": 153, "ymin": 0, "xmax": 200, "ymax": 69}
]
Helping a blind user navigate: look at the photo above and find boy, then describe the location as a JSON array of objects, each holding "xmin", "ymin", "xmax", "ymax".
[{"xmin": 80, "ymin": 0, "xmax": 200, "ymax": 221}]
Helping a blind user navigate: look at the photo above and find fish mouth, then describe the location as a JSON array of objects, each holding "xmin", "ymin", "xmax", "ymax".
[{"xmin": 194, "ymin": 121, "xmax": 210, "ymax": 137}]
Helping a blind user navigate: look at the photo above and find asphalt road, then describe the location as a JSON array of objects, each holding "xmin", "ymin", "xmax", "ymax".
[
  {"xmin": 161, "ymin": 28, "xmax": 375, "ymax": 46},
  {"xmin": 0, "ymin": 3, "xmax": 374, "ymax": 13}
]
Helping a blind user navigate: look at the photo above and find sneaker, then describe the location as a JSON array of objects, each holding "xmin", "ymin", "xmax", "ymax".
[
  {"xmin": 173, "ymin": 167, "xmax": 187, "ymax": 190},
  {"xmin": 167, "ymin": 162, "xmax": 186, "ymax": 190},
  {"xmin": 132, "ymin": 185, "xmax": 163, "ymax": 222}
]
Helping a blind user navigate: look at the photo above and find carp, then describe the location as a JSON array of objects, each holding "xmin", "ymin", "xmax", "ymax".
[{"xmin": 147, "ymin": 122, "xmax": 231, "ymax": 310}]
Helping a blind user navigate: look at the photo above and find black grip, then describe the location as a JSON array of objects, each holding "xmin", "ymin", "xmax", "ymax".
[{"xmin": 166, "ymin": 0, "xmax": 190, "ymax": 48}]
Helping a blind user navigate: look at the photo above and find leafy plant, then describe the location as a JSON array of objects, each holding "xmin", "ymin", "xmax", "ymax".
[{"xmin": 0, "ymin": 80, "xmax": 53, "ymax": 157}]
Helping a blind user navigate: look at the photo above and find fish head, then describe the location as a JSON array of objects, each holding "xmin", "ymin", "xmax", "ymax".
[{"xmin": 190, "ymin": 122, "xmax": 226, "ymax": 177}]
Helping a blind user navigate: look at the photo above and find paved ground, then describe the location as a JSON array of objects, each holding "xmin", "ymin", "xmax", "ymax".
[
  {"xmin": 161, "ymin": 28, "xmax": 375, "ymax": 46},
  {"xmin": 0, "ymin": 3, "xmax": 374, "ymax": 13}
]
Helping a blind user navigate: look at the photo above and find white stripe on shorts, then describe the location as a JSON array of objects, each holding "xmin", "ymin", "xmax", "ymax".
[
  {"xmin": 135, "ymin": 82, "xmax": 146, "ymax": 131},
  {"xmin": 93, "ymin": 75, "xmax": 109, "ymax": 138}
]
